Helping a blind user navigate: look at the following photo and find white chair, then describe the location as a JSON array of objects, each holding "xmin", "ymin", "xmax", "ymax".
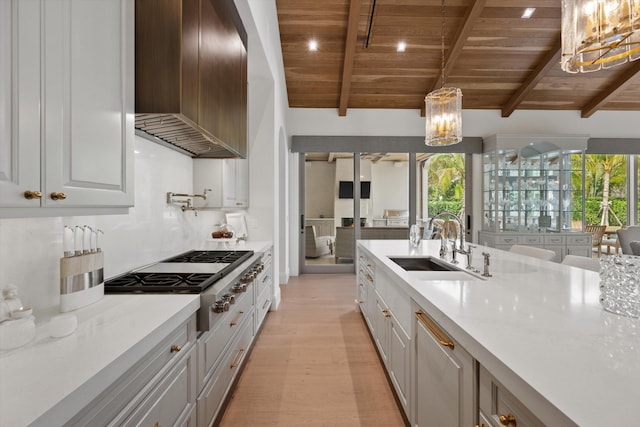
[
  {"xmin": 616, "ymin": 226, "xmax": 640, "ymax": 255},
  {"xmin": 509, "ymin": 244, "xmax": 555, "ymax": 261},
  {"xmin": 561, "ymin": 254, "xmax": 601, "ymax": 272}
]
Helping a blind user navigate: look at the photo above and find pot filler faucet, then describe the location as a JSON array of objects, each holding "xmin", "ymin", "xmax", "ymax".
[{"xmin": 427, "ymin": 211, "xmax": 470, "ymax": 264}]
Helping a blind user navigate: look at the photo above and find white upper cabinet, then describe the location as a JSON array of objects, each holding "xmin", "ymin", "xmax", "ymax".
[
  {"xmin": 0, "ymin": 0, "xmax": 134, "ymax": 213},
  {"xmin": 0, "ymin": 0, "xmax": 42, "ymax": 208},
  {"xmin": 222, "ymin": 159, "xmax": 248, "ymax": 208},
  {"xmin": 193, "ymin": 158, "xmax": 249, "ymax": 209}
]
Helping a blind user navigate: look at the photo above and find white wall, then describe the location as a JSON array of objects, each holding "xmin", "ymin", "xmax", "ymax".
[
  {"xmin": 287, "ymin": 108, "xmax": 640, "ymax": 138},
  {"xmin": 305, "ymin": 162, "xmax": 335, "ymax": 218},
  {"xmin": 236, "ymin": 0, "xmax": 290, "ymax": 294},
  {"xmin": 371, "ymin": 161, "xmax": 409, "ymax": 220}
]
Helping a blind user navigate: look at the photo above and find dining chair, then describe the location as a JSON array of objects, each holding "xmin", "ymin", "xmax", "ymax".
[
  {"xmin": 616, "ymin": 226, "xmax": 640, "ymax": 255},
  {"xmin": 509, "ymin": 245, "xmax": 556, "ymax": 261},
  {"xmin": 629, "ymin": 241, "xmax": 640, "ymax": 256},
  {"xmin": 585, "ymin": 224, "xmax": 606, "ymax": 257},
  {"xmin": 561, "ymin": 254, "xmax": 601, "ymax": 272}
]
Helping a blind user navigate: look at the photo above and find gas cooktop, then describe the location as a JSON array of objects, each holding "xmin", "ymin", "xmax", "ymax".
[{"xmin": 104, "ymin": 250, "xmax": 254, "ymax": 294}]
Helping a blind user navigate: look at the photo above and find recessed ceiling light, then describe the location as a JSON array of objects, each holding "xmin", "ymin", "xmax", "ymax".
[
  {"xmin": 521, "ymin": 8, "xmax": 535, "ymax": 19},
  {"xmin": 397, "ymin": 41, "xmax": 406, "ymax": 52},
  {"xmin": 308, "ymin": 40, "xmax": 318, "ymax": 51}
]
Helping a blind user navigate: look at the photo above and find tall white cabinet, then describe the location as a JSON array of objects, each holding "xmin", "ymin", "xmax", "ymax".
[{"xmin": 0, "ymin": 0, "xmax": 134, "ymax": 212}]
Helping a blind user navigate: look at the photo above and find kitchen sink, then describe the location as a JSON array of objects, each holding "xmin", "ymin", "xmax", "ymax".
[
  {"xmin": 388, "ymin": 256, "xmax": 458, "ymax": 272},
  {"xmin": 388, "ymin": 256, "xmax": 481, "ymax": 281}
]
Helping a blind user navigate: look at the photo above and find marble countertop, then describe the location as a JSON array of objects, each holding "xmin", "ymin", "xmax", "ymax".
[
  {"xmin": 359, "ymin": 239, "xmax": 638, "ymax": 427},
  {"xmin": 0, "ymin": 294, "xmax": 199, "ymax": 427}
]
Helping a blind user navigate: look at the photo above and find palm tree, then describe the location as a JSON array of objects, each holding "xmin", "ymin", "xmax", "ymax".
[
  {"xmin": 427, "ymin": 153, "xmax": 465, "ymax": 217},
  {"xmin": 585, "ymin": 155, "xmax": 626, "ymax": 226}
]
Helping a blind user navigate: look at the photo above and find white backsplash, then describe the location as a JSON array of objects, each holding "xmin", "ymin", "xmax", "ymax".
[{"xmin": 0, "ymin": 136, "xmax": 227, "ymax": 321}]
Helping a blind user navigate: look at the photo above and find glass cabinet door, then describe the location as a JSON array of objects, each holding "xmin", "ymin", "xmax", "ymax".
[{"xmin": 482, "ymin": 143, "xmax": 585, "ymax": 233}]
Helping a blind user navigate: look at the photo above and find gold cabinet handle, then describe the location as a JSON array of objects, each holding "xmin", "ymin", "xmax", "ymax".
[
  {"xmin": 230, "ymin": 311, "xmax": 244, "ymax": 327},
  {"xmin": 170, "ymin": 344, "xmax": 182, "ymax": 353},
  {"xmin": 499, "ymin": 413, "xmax": 517, "ymax": 427},
  {"xmin": 230, "ymin": 348, "xmax": 245, "ymax": 369},
  {"xmin": 381, "ymin": 308, "xmax": 392, "ymax": 318},
  {"xmin": 475, "ymin": 425, "xmax": 488, "ymax": 427},
  {"xmin": 50, "ymin": 192, "xmax": 67, "ymax": 200},
  {"xmin": 153, "ymin": 423, "xmax": 161, "ymax": 427},
  {"xmin": 416, "ymin": 311, "xmax": 454, "ymax": 350},
  {"xmin": 23, "ymin": 190, "xmax": 42, "ymax": 199}
]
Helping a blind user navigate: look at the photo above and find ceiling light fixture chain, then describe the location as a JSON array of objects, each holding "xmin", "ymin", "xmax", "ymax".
[
  {"xmin": 424, "ymin": 0, "xmax": 462, "ymax": 146},
  {"xmin": 440, "ymin": 0, "xmax": 446, "ymax": 87}
]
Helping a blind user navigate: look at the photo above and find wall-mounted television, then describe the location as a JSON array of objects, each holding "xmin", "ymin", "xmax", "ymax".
[{"xmin": 338, "ymin": 181, "xmax": 371, "ymax": 199}]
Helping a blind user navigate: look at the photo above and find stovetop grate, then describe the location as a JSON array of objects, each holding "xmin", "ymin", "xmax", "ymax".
[
  {"xmin": 104, "ymin": 250, "xmax": 255, "ymax": 294},
  {"xmin": 162, "ymin": 250, "xmax": 253, "ymax": 264},
  {"xmin": 105, "ymin": 272, "xmax": 219, "ymax": 293}
]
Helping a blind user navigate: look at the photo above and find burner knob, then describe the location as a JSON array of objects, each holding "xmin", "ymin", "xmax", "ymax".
[
  {"xmin": 240, "ymin": 275, "xmax": 252, "ymax": 284},
  {"xmin": 222, "ymin": 293, "xmax": 236, "ymax": 304},
  {"xmin": 212, "ymin": 302, "xmax": 226, "ymax": 313},
  {"xmin": 232, "ymin": 283, "xmax": 247, "ymax": 293},
  {"xmin": 222, "ymin": 301, "xmax": 230, "ymax": 311}
]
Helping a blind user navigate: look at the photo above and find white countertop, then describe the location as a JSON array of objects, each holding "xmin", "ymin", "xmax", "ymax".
[
  {"xmin": 359, "ymin": 239, "xmax": 639, "ymax": 427},
  {"xmin": 0, "ymin": 294, "xmax": 199, "ymax": 427}
]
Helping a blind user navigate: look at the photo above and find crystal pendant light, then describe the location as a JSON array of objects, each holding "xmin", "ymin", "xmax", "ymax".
[
  {"xmin": 561, "ymin": 0, "xmax": 640, "ymax": 73},
  {"xmin": 425, "ymin": 0, "xmax": 462, "ymax": 146}
]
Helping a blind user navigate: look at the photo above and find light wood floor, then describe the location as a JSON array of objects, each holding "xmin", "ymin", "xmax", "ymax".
[{"xmin": 218, "ymin": 274, "xmax": 406, "ymax": 427}]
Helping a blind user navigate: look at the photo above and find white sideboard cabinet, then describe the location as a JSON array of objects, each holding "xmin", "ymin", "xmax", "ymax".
[{"xmin": 0, "ymin": 0, "xmax": 134, "ymax": 213}]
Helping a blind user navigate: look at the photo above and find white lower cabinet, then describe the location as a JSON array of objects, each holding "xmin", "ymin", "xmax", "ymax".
[
  {"xmin": 389, "ymin": 313, "xmax": 410, "ymax": 413},
  {"xmin": 372, "ymin": 290, "xmax": 391, "ymax": 365},
  {"xmin": 414, "ymin": 310, "xmax": 474, "ymax": 427},
  {"xmin": 65, "ymin": 314, "xmax": 197, "ymax": 427},
  {"xmin": 197, "ymin": 309, "xmax": 254, "ymax": 427},
  {"xmin": 478, "ymin": 365, "xmax": 544, "ymax": 427}
]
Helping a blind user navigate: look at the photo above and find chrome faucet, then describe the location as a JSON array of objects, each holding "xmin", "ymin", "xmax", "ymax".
[{"xmin": 427, "ymin": 211, "xmax": 468, "ymax": 259}]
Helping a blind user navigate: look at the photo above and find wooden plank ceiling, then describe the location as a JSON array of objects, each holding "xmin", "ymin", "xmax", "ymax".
[{"xmin": 276, "ymin": 0, "xmax": 640, "ymax": 118}]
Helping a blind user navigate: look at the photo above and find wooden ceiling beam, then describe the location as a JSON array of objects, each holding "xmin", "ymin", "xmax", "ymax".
[
  {"xmin": 581, "ymin": 61, "xmax": 640, "ymax": 118},
  {"xmin": 338, "ymin": 0, "xmax": 363, "ymax": 117},
  {"xmin": 421, "ymin": 0, "xmax": 487, "ymax": 116},
  {"xmin": 501, "ymin": 35, "xmax": 561, "ymax": 118}
]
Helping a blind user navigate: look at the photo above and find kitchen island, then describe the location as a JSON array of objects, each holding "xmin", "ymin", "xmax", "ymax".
[{"xmin": 358, "ymin": 239, "xmax": 638, "ymax": 426}]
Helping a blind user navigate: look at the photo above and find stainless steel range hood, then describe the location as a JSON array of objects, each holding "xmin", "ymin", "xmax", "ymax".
[
  {"xmin": 135, "ymin": 114, "xmax": 240, "ymax": 158},
  {"xmin": 135, "ymin": 0, "xmax": 247, "ymax": 159}
]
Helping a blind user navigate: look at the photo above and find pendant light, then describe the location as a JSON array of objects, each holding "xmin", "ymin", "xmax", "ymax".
[
  {"xmin": 425, "ymin": 0, "xmax": 462, "ymax": 146},
  {"xmin": 561, "ymin": 0, "xmax": 640, "ymax": 73}
]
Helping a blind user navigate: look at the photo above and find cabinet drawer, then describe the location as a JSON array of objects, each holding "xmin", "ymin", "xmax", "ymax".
[
  {"xmin": 198, "ymin": 287, "xmax": 253, "ymax": 388},
  {"xmin": 543, "ymin": 235, "xmax": 564, "ymax": 244},
  {"xmin": 521, "ymin": 235, "xmax": 542, "ymax": 245},
  {"xmin": 495, "ymin": 235, "xmax": 520, "ymax": 245},
  {"xmin": 255, "ymin": 284, "xmax": 271, "ymax": 332},
  {"xmin": 479, "ymin": 365, "xmax": 544, "ymax": 427},
  {"xmin": 567, "ymin": 235, "xmax": 591, "ymax": 245},
  {"xmin": 123, "ymin": 345, "xmax": 196, "ymax": 427},
  {"xmin": 198, "ymin": 311, "xmax": 254, "ymax": 427}
]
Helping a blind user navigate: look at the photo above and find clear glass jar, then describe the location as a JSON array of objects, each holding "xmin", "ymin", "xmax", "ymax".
[{"xmin": 600, "ymin": 255, "xmax": 640, "ymax": 318}]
